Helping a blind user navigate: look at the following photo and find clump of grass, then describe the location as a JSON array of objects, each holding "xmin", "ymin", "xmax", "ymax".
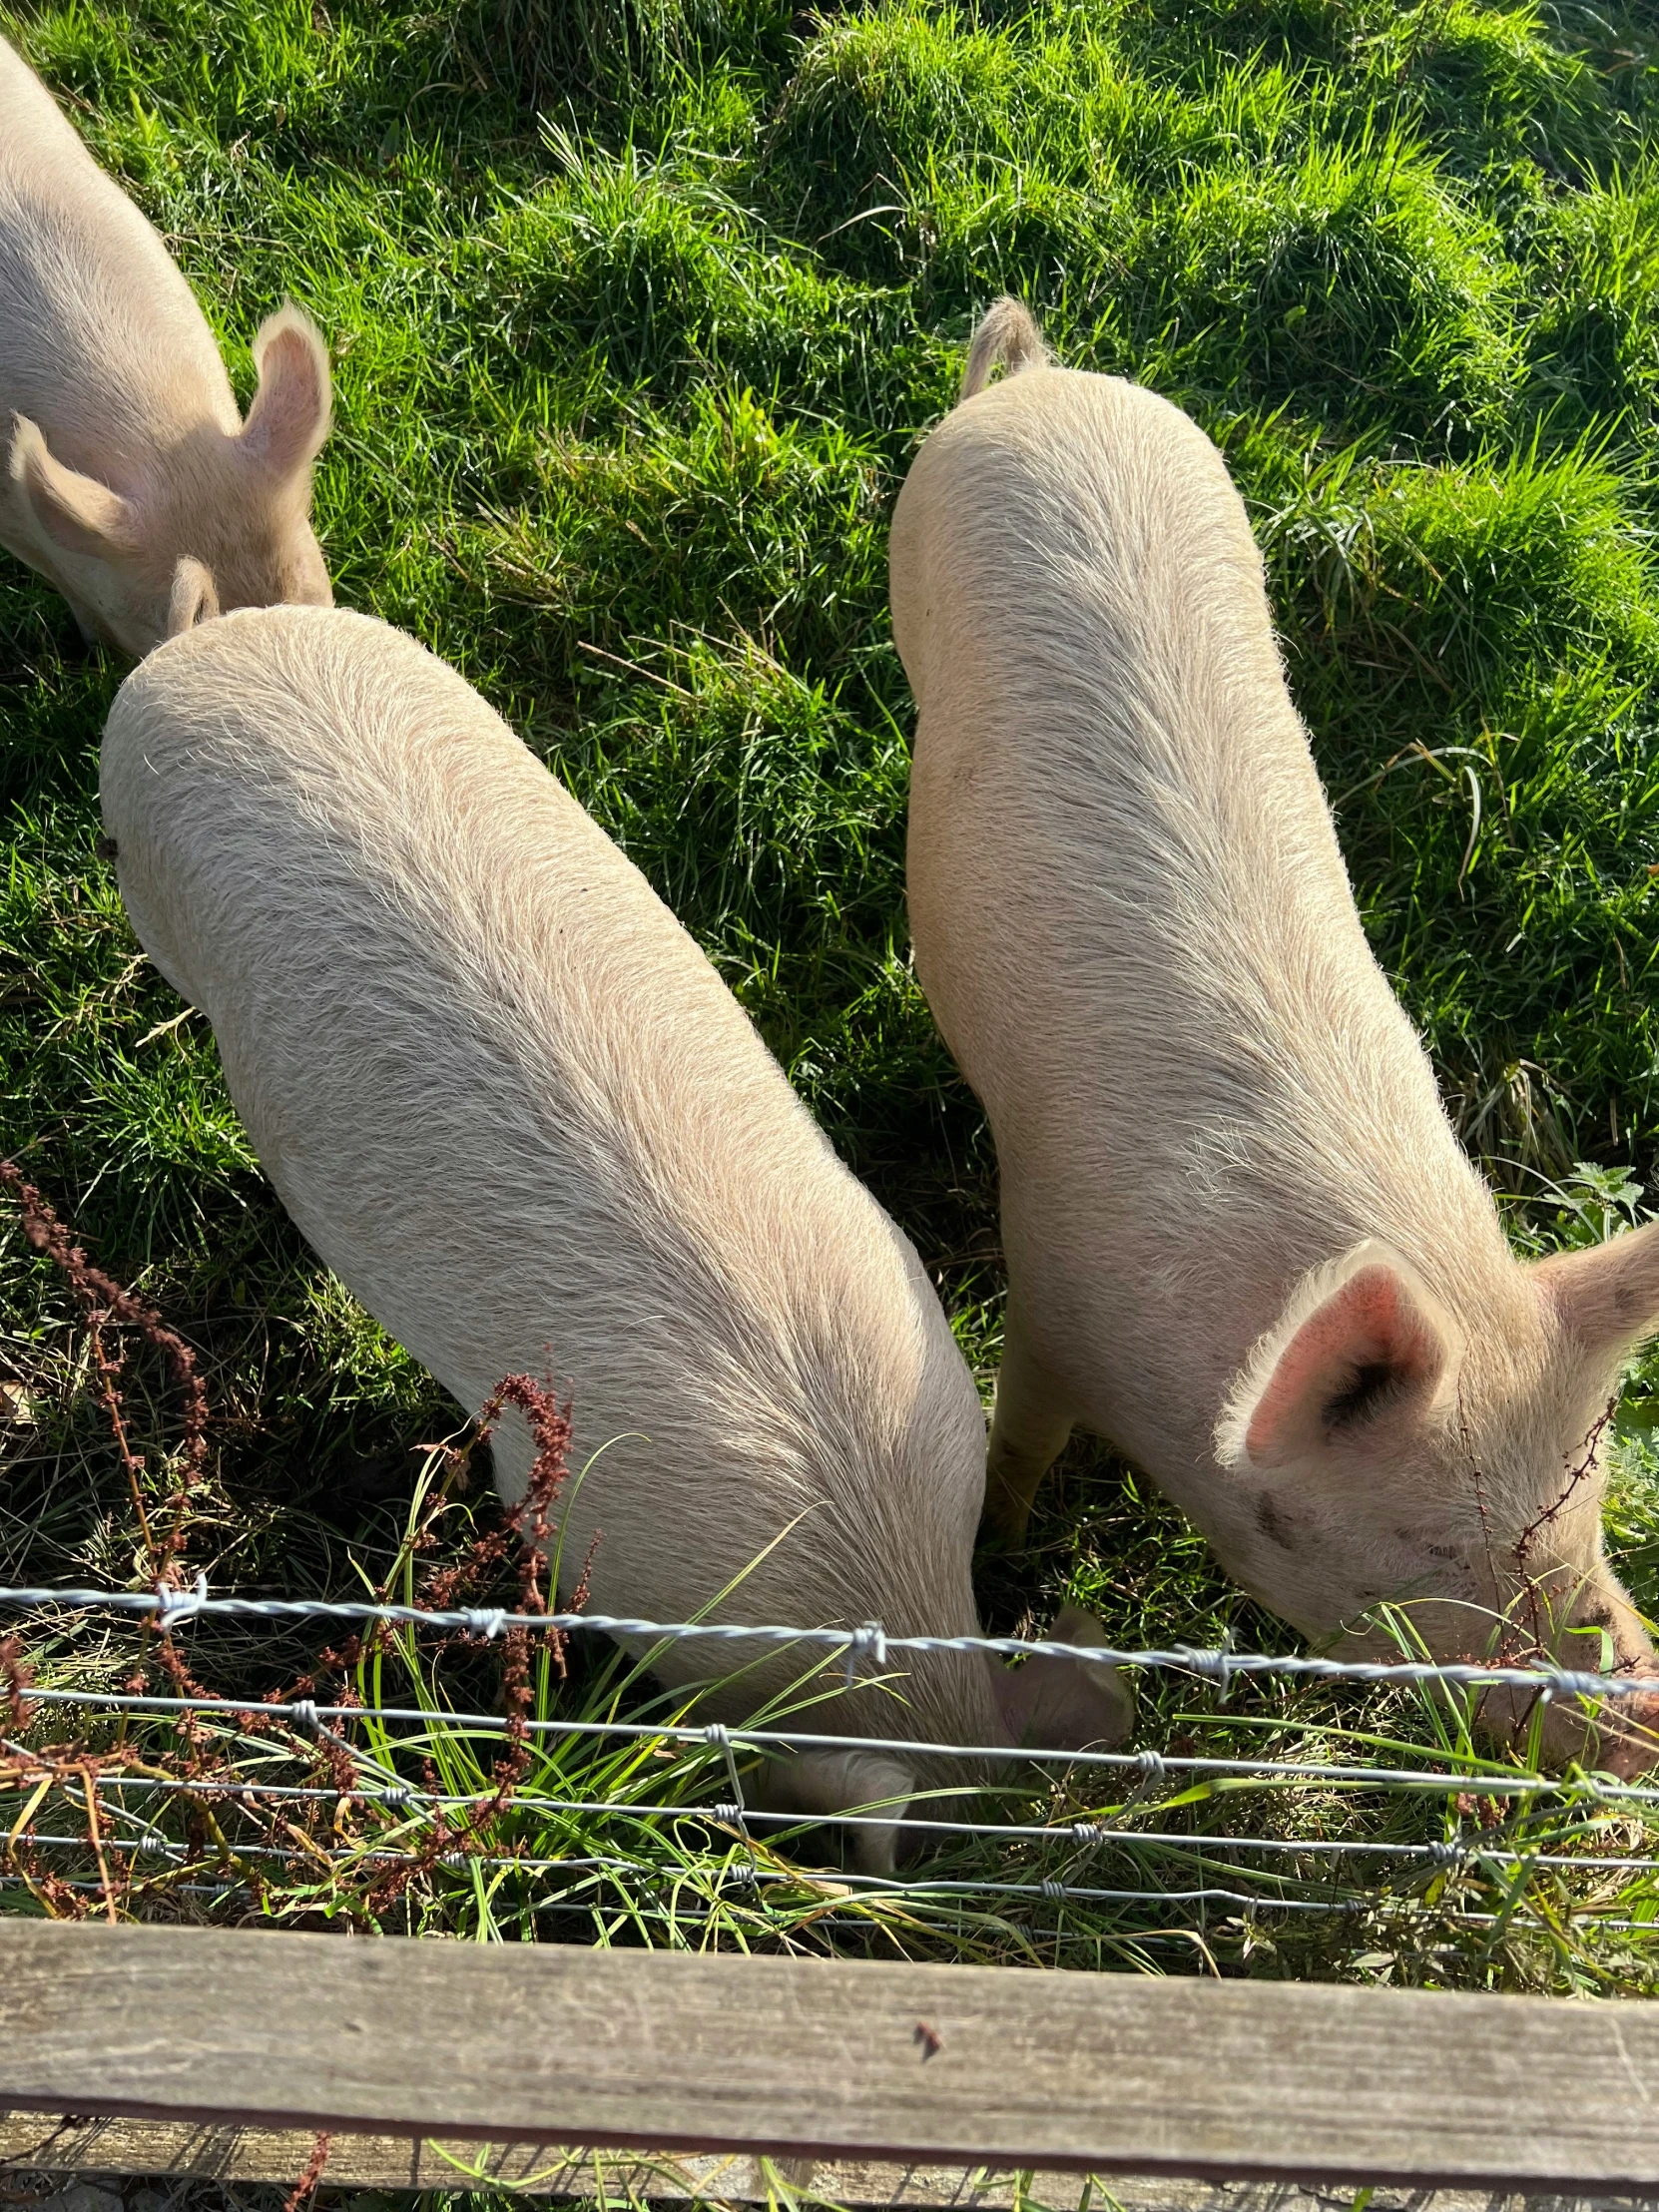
[
  {"xmin": 1131, "ymin": 132, "xmax": 1521, "ymax": 439},
  {"xmin": 1525, "ymin": 163, "xmax": 1659, "ymax": 443}
]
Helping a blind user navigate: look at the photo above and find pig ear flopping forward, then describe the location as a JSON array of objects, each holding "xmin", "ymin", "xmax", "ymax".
[
  {"xmin": 10, "ymin": 414, "xmax": 138, "ymax": 563},
  {"xmin": 1216, "ymin": 1239, "xmax": 1462, "ymax": 1472},
  {"xmin": 166, "ymin": 556, "xmax": 220, "ymax": 637},
  {"xmin": 240, "ymin": 304, "xmax": 332, "ymax": 483},
  {"xmin": 1534, "ymin": 1218, "xmax": 1659, "ymax": 1364}
]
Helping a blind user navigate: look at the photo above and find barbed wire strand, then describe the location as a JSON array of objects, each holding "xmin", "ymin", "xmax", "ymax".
[
  {"xmin": 11, "ymin": 1840, "xmax": 1655, "ymax": 1940},
  {"xmin": 4, "ymin": 1583, "xmax": 1655, "ymax": 1701},
  {"xmin": 21, "ymin": 1765, "xmax": 1649, "ymax": 1868},
  {"xmin": 12, "ymin": 1683, "xmax": 1658, "ymax": 1802}
]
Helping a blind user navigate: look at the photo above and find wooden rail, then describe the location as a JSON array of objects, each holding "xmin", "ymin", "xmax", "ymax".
[
  {"xmin": 6, "ymin": 1922, "xmax": 1659, "ymax": 2195},
  {"xmin": 0, "ymin": 2118, "xmax": 1106, "ymax": 2204},
  {"xmin": 4, "ymin": 2124, "xmax": 1645, "ymax": 2212}
]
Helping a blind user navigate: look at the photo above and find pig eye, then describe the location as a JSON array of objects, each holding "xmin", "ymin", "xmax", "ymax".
[{"xmin": 1323, "ymin": 1360, "xmax": 1396, "ymax": 1430}]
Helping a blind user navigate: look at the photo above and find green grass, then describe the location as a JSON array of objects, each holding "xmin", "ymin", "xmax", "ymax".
[{"xmin": 8, "ymin": 0, "xmax": 1659, "ymax": 2030}]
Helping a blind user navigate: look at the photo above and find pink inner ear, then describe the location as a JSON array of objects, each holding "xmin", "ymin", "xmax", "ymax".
[
  {"xmin": 246, "ymin": 329, "xmax": 326, "ymax": 476},
  {"xmin": 1245, "ymin": 1265, "xmax": 1436, "ymax": 1464},
  {"xmin": 988, "ymin": 1647, "xmax": 1133, "ymax": 1752}
]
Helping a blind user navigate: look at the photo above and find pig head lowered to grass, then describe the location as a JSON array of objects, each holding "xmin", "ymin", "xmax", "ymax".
[
  {"xmin": 101, "ymin": 604, "xmax": 1131, "ymax": 1868},
  {"xmin": 0, "ymin": 35, "xmax": 332, "ymax": 655},
  {"xmin": 892, "ymin": 296, "xmax": 1659, "ymax": 1774}
]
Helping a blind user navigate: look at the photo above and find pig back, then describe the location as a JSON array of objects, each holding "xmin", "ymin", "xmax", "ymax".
[
  {"xmin": 893, "ymin": 366, "xmax": 1499, "ymax": 1462},
  {"xmin": 101, "ymin": 607, "xmax": 990, "ymax": 1723}
]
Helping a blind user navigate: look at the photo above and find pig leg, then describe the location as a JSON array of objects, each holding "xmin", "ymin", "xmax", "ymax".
[{"xmin": 980, "ymin": 1309, "xmax": 1074, "ymax": 1550}]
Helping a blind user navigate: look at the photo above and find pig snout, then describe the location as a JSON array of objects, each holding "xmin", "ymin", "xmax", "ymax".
[
  {"xmin": 1552, "ymin": 1585, "xmax": 1659, "ymax": 1777},
  {"xmin": 1480, "ymin": 1666, "xmax": 1659, "ymax": 1779},
  {"xmin": 1566, "ymin": 1673, "xmax": 1659, "ymax": 1781}
]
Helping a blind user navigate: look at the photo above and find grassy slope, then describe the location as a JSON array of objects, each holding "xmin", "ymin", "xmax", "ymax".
[{"xmin": 5, "ymin": 0, "xmax": 1659, "ymax": 1992}]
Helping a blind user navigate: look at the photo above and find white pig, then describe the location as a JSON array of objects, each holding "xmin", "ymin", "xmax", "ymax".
[
  {"xmin": 100, "ymin": 605, "xmax": 1132, "ymax": 1868},
  {"xmin": 892, "ymin": 296, "xmax": 1659, "ymax": 1774},
  {"xmin": 1, "ymin": 34, "xmax": 332, "ymax": 655}
]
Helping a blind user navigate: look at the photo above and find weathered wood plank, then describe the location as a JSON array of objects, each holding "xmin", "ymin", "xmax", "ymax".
[
  {"xmin": 5, "ymin": 2119, "xmax": 1659, "ymax": 2212},
  {"xmin": 0, "ymin": 2117, "xmax": 1294, "ymax": 2205},
  {"xmin": 0, "ymin": 2114, "xmax": 1138, "ymax": 2204},
  {"xmin": 4, "ymin": 1922, "xmax": 1659, "ymax": 2194}
]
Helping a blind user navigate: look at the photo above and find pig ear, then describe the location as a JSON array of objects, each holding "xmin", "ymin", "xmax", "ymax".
[
  {"xmin": 11, "ymin": 415, "xmax": 137, "ymax": 561},
  {"xmin": 165, "ymin": 557, "xmax": 220, "ymax": 636},
  {"xmin": 1217, "ymin": 1240, "xmax": 1459, "ymax": 1472},
  {"xmin": 242, "ymin": 304, "xmax": 332, "ymax": 481},
  {"xmin": 989, "ymin": 1606, "xmax": 1136, "ymax": 1751},
  {"xmin": 1534, "ymin": 1219, "xmax": 1659, "ymax": 1362}
]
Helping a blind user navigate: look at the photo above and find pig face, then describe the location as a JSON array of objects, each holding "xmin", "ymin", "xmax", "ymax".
[
  {"xmin": 9, "ymin": 304, "xmax": 331, "ymax": 656},
  {"xmin": 1214, "ymin": 1231, "xmax": 1659, "ymax": 1775}
]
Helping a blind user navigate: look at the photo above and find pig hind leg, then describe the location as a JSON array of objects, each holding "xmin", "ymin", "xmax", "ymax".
[{"xmin": 981, "ymin": 1307, "xmax": 1075, "ymax": 1551}]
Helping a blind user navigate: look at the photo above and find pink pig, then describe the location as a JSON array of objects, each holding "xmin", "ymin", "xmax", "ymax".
[
  {"xmin": 1, "ymin": 34, "xmax": 332, "ymax": 653},
  {"xmin": 893, "ymin": 298, "xmax": 1659, "ymax": 1775}
]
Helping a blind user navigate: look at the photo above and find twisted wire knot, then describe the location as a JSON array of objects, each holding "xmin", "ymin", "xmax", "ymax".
[
  {"xmin": 1183, "ymin": 1637, "xmax": 1234, "ymax": 1692},
  {"xmin": 289, "ymin": 1699, "xmax": 320, "ymax": 1736},
  {"xmin": 704, "ymin": 1724, "xmax": 758, "ymax": 1875},
  {"xmin": 845, "ymin": 1620, "xmax": 887, "ymax": 1683},
  {"xmin": 459, "ymin": 1608, "xmax": 507, "ymax": 1640},
  {"xmin": 153, "ymin": 1573, "xmax": 209, "ymax": 1625}
]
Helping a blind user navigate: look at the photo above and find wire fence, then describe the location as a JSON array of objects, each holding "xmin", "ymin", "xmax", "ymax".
[
  {"xmin": 13, "ymin": 1579, "xmax": 1659, "ymax": 1702},
  {"xmin": 3, "ymin": 1160, "xmax": 1658, "ymax": 1982},
  {"xmin": 6, "ymin": 1576, "xmax": 1659, "ymax": 1967}
]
